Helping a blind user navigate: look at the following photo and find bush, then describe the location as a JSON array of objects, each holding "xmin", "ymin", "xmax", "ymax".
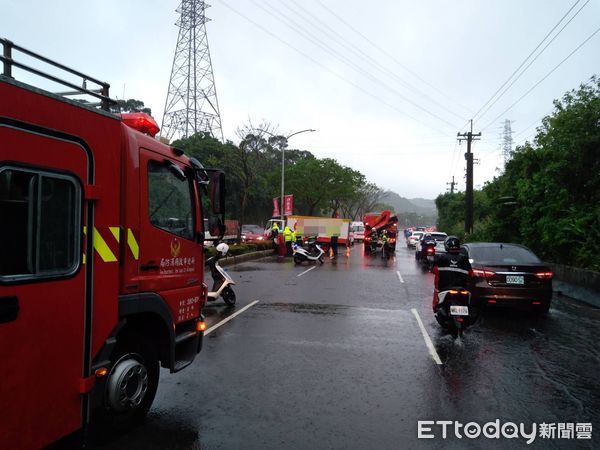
[{"xmin": 203, "ymin": 241, "xmax": 273, "ymax": 259}]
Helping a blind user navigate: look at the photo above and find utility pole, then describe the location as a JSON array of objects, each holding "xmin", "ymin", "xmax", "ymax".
[
  {"xmin": 446, "ymin": 176, "xmax": 456, "ymax": 194},
  {"xmin": 457, "ymin": 120, "xmax": 481, "ymax": 234}
]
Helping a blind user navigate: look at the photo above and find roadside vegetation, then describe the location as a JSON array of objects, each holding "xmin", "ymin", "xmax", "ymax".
[
  {"xmin": 171, "ymin": 122, "xmax": 388, "ymax": 225},
  {"xmin": 436, "ymin": 76, "xmax": 600, "ymax": 270}
]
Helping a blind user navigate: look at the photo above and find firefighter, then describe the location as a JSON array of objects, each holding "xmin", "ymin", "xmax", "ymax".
[{"xmin": 283, "ymin": 226, "xmax": 293, "ymax": 256}]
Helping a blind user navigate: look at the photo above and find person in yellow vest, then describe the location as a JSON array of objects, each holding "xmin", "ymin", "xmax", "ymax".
[
  {"xmin": 270, "ymin": 222, "xmax": 280, "ymax": 253},
  {"xmin": 271, "ymin": 221, "xmax": 280, "ymax": 238},
  {"xmin": 283, "ymin": 226, "xmax": 293, "ymax": 256}
]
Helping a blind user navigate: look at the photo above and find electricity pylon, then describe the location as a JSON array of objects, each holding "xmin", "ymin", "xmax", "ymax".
[{"xmin": 161, "ymin": 0, "xmax": 223, "ymax": 142}]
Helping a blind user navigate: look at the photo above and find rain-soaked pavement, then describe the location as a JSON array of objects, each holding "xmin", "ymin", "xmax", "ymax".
[{"xmin": 92, "ymin": 244, "xmax": 600, "ymax": 449}]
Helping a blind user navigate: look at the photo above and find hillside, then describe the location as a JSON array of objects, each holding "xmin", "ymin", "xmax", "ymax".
[{"xmin": 380, "ymin": 191, "xmax": 437, "ymax": 216}]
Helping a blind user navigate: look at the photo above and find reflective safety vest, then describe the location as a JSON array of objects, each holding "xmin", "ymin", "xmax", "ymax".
[{"xmin": 283, "ymin": 227, "xmax": 293, "ymax": 242}]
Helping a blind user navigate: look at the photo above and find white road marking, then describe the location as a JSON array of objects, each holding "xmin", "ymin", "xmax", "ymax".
[
  {"xmin": 204, "ymin": 300, "xmax": 260, "ymax": 335},
  {"xmin": 411, "ymin": 308, "xmax": 443, "ymax": 365},
  {"xmin": 297, "ymin": 266, "xmax": 317, "ymax": 277},
  {"xmin": 396, "ymin": 271, "xmax": 404, "ymax": 283}
]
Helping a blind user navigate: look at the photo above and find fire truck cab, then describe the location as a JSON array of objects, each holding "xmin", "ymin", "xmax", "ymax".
[{"xmin": 0, "ymin": 39, "xmax": 224, "ymax": 447}]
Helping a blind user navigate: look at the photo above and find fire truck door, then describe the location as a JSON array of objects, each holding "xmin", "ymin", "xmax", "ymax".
[
  {"xmin": 138, "ymin": 149, "xmax": 202, "ymax": 316},
  {"xmin": 0, "ymin": 125, "xmax": 88, "ymax": 448}
]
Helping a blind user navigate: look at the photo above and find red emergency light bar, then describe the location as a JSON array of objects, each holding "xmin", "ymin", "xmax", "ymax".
[{"xmin": 121, "ymin": 112, "xmax": 160, "ymax": 137}]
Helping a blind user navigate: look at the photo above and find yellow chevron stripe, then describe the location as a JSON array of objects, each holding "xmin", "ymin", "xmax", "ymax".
[
  {"xmin": 93, "ymin": 228, "xmax": 118, "ymax": 262},
  {"xmin": 109, "ymin": 227, "xmax": 120, "ymax": 242},
  {"xmin": 127, "ymin": 228, "xmax": 140, "ymax": 260}
]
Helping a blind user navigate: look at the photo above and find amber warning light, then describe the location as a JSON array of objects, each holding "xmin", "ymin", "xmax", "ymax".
[
  {"xmin": 196, "ymin": 321, "xmax": 207, "ymax": 332},
  {"xmin": 121, "ymin": 112, "xmax": 160, "ymax": 137}
]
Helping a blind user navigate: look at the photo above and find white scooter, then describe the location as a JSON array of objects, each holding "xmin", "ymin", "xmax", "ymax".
[
  {"xmin": 292, "ymin": 239, "xmax": 325, "ymax": 265},
  {"xmin": 206, "ymin": 243, "xmax": 236, "ymax": 306}
]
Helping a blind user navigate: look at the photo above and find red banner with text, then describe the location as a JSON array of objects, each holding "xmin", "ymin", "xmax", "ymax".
[{"xmin": 284, "ymin": 195, "xmax": 294, "ymax": 216}]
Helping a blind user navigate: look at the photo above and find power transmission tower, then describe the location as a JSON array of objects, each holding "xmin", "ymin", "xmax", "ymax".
[
  {"xmin": 501, "ymin": 119, "xmax": 514, "ymax": 166},
  {"xmin": 447, "ymin": 176, "xmax": 456, "ymax": 194},
  {"xmin": 457, "ymin": 120, "xmax": 481, "ymax": 234},
  {"xmin": 161, "ymin": 0, "xmax": 223, "ymax": 142}
]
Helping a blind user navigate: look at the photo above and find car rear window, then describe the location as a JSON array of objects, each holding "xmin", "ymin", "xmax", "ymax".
[
  {"xmin": 467, "ymin": 245, "xmax": 541, "ymax": 264},
  {"xmin": 432, "ymin": 233, "xmax": 447, "ymax": 241}
]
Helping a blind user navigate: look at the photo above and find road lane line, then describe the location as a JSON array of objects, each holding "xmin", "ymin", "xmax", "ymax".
[
  {"xmin": 411, "ymin": 308, "xmax": 443, "ymax": 365},
  {"xmin": 297, "ymin": 266, "xmax": 317, "ymax": 277},
  {"xmin": 396, "ymin": 271, "xmax": 404, "ymax": 283},
  {"xmin": 204, "ymin": 300, "xmax": 260, "ymax": 335}
]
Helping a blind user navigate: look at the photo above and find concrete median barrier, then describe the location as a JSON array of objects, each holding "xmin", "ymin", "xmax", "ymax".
[{"xmin": 550, "ymin": 263, "xmax": 600, "ymax": 308}]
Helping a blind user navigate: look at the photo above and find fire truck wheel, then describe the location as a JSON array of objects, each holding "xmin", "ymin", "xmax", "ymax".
[
  {"xmin": 222, "ymin": 287, "xmax": 236, "ymax": 306},
  {"xmin": 96, "ymin": 332, "xmax": 159, "ymax": 433}
]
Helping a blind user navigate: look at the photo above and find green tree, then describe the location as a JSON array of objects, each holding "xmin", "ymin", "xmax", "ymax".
[
  {"xmin": 438, "ymin": 76, "xmax": 600, "ymax": 269},
  {"xmin": 111, "ymin": 98, "xmax": 151, "ymax": 115}
]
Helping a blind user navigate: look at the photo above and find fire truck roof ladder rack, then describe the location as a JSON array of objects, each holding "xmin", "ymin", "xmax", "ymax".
[{"xmin": 0, "ymin": 37, "xmax": 116, "ymax": 111}]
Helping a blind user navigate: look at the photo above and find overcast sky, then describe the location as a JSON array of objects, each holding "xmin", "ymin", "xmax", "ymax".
[{"xmin": 3, "ymin": 0, "xmax": 599, "ymax": 199}]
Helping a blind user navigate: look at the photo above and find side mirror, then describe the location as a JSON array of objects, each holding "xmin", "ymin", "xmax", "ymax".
[
  {"xmin": 209, "ymin": 171, "xmax": 225, "ymax": 215},
  {"xmin": 208, "ymin": 216, "xmax": 225, "ymax": 238}
]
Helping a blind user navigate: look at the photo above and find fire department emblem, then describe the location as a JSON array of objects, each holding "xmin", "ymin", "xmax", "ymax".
[{"xmin": 170, "ymin": 237, "xmax": 182, "ymax": 258}]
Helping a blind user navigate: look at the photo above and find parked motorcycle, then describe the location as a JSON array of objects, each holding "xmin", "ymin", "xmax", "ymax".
[
  {"xmin": 293, "ymin": 238, "xmax": 325, "ymax": 265},
  {"xmin": 434, "ymin": 287, "xmax": 478, "ymax": 337},
  {"xmin": 206, "ymin": 243, "xmax": 236, "ymax": 306}
]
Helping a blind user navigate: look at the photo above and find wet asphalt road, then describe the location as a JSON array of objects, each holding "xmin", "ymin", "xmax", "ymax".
[{"xmin": 94, "ymin": 244, "xmax": 600, "ymax": 449}]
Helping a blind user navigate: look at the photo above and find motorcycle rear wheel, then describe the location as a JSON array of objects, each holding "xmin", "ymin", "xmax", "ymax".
[{"xmin": 294, "ymin": 255, "xmax": 304, "ymax": 265}]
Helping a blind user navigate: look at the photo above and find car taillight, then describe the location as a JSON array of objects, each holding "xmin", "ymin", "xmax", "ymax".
[
  {"xmin": 471, "ymin": 268, "xmax": 495, "ymax": 278},
  {"xmin": 534, "ymin": 272, "xmax": 553, "ymax": 279}
]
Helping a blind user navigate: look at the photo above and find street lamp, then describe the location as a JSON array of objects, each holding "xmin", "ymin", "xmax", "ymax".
[{"xmin": 257, "ymin": 128, "xmax": 316, "ymax": 223}]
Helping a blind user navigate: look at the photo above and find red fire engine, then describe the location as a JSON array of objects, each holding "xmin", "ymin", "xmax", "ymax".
[
  {"xmin": 0, "ymin": 39, "xmax": 225, "ymax": 447},
  {"xmin": 363, "ymin": 210, "xmax": 399, "ymax": 255}
]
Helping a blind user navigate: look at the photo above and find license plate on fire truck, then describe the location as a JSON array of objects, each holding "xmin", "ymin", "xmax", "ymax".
[{"xmin": 450, "ymin": 305, "xmax": 469, "ymax": 316}]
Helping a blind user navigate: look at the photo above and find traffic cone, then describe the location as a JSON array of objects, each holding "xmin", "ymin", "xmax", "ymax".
[
  {"xmin": 329, "ymin": 247, "xmax": 334, "ymax": 258},
  {"xmin": 346, "ymin": 245, "xmax": 350, "ymax": 257}
]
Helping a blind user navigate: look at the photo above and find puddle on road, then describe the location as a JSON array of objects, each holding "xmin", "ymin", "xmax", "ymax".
[
  {"xmin": 227, "ymin": 265, "xmax": 263, "ymax": 272},
  {"xmin": 260, "ymin": 302, "xmax": 349, "ymax": 315}
]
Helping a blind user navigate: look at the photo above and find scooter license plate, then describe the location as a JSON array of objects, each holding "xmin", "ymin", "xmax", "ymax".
[
  {"xmin": 427, "ymin": 255, "xmax": 434, "ymax": 262},
  {"xmin": 450, "ymin": 305, "xmax": 469, "ymax": 316}
]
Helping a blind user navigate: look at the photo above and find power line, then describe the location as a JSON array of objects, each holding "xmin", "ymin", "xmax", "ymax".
[
  {"xmin": 472, "ymin": 0, "xmax": 584, "ymax": 122},
  {"xmin": 475, "ymin": 0, "xmax": 591, "ymax": 124},
  {"xmin": 482, "ymin": 24, "xmax": 600, "ymax": 131},
  {"xmin": 216, "ymin": 0, "xmax": 452, "ymax": 136},
  {"xmin": 313, "ymin": 0, "xmax": 474, "ymax": 116},
  {"xmin": 283, "ymin": 0, "xmax": 466, "ymax": 122},
  {"xmin": 253, "ymin": 0, "xmax": 460, "ymax": 130}
]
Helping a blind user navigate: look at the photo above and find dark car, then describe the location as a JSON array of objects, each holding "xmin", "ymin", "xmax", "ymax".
[
  {"xmin": 241, "ymin": 224, "xmax": 265, "ymax": 244},
  {"xmin": 463, "ymin": 243, "xmax": 553, "ymax": 314}
]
